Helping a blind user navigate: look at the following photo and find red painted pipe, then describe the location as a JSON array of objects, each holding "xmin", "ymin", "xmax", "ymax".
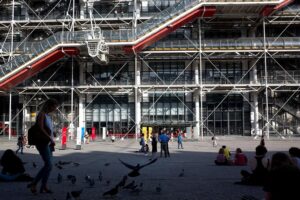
[
  {"xmin": 124, "ymin": 6, "xmax": 216, "ymax": 54},
  {"xmin": 261, "ymin": 0, "xmax": 294, "ymax": 17},
  {"xmin": 0, "ymin": 47, "xmax": 79, "ymax": 91}
]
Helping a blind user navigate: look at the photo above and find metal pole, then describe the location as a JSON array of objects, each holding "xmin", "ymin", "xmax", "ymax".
[
  {"xmin": 72, "ymin": 0, "xmax": 75, "ymax": 33},
  {"xmin": 133, "ymin": 0, "xmax": 137, "ymax": 40},
  {"xmin": 10, "ymin": 0, "xmax": 15, "ymax": 62},
  {"xmin": 71, "ymin": 57, "xmax": 74, "ymax": 139},
  {"xmin": 199, "ymin": 19, "xmax": 204, "ymax": 141},
  {"xmin": 9, "ymin": 92, "xmax": 12, "ymax": 140},
  {"xmin": 263, "ymin": 18, "xmax": 269, "ymax": 139}
]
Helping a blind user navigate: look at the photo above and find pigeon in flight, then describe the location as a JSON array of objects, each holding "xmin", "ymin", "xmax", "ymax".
[
  {"xmin": 32, "ymin": 162, "xmax": 37, "ymax": 168},
  {"xmin": 119, "ymin": 158, "xmax": 158, "ymax": 177},
  {"xmin": 104, "ymin": 162, "xmax": 110, "ymax": 167}
]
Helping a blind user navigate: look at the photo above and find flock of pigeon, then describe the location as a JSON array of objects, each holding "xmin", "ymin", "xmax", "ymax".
[{"xmin": 32, "ymin": 157, "xmax": 186, "ymax": 199}]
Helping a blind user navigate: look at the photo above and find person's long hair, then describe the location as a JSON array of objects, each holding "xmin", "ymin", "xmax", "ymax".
[{"xmin": 40, "ymin": 98, "xmax": 58, "ymax": 113}]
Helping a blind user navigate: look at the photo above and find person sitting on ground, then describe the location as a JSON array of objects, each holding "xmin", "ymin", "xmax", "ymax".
[
  {"xmin": 222, "ymin": 145, "xmax": 231, "ymax": 161},
  {"xmin": 215, "ymin": 148, "xmax": 229, "ymax": 165},
  {"xmin": 263, "ymin": 152, "xmax": 300, "ymax": 200},
  {"xmin": 239, "ymin": 145, "xmax": 270, "ymax": 185},
  {"xmin": 0, "ymin": 149, "xmax": 33, "ymax": 182},
  {"xmin": 234, "ymin": 148, "xmax": 248, "ymax": 166},
  {"xmin": 289, "ymin": 147, "xmax": 300, "ymax": 169}
]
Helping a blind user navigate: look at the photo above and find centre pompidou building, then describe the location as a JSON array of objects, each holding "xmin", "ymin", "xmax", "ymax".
[{"xmin": 0, "ymin": 0, "xmax": 299, "ymax": 140}]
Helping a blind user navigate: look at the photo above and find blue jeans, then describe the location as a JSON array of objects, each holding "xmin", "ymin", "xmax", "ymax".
[{"xmin": 33, "ymin": 144, "xmax": 53, "ymax": 189}]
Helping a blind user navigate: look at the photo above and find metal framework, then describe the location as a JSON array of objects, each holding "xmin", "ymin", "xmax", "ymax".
[{"xmin": 0, "ymin": 0, "xmax": 299, "ymax": 142}]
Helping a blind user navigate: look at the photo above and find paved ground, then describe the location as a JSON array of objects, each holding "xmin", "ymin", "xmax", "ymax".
[{"xmin": 0, "ymin": 136, "xmax": 299, "ymax": 200}]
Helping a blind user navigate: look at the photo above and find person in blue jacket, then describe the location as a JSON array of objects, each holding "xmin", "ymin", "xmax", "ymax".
[{"xmin": 177, "ymin": 133, "xmax": 183, "ymax": 149}]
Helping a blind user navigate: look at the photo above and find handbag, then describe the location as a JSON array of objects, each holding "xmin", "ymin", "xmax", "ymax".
[{"xmin": 27, "ymin": 124, "xmax": 51, "ymax": 145}]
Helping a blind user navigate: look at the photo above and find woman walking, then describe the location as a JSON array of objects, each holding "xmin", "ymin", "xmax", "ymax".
[{"xmin": 27, "ymin": 98, "xmax": 58, "ymax": 194}]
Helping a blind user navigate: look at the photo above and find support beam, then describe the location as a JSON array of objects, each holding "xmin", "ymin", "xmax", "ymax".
[{"xmin": 134, "ymin": 55, "xmax": 141, "ymax": 140}]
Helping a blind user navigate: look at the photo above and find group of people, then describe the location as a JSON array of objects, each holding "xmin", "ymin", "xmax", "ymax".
[
  {"xmin": 139, "ymin": 129, "xmax": 185, "ymax": 158},
  {"xmin": 215, "ymin": 145, "xmax": 248, "ymax": 166},
  {"xmin": 240, "ymin": 144, "xmax": 300, "ymax": 200},
  {"xmin": 213, "ymin": 137, "xmax": 300, "ymax": 199}
]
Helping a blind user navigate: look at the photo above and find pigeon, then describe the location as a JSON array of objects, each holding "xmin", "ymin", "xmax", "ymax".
[
  {"xmin": 98, "ymin": 171, "xmax": 103, "ymax": 182},
  {"xmin": 57, "ymin": 173, "xmax": 63, "ymax": 184},
  {"xmin": 119, "ymin": 158, "xmax": 158, "ymax": 177},
  {"xmin": 123, "ymin": 180, "xmax": 135, "ymax": 189},
  {"xmin": 32, "ymin": 162, "xmax": 37, "ymax": 168},
  {"xmin": 58, "ymin": 160, "xmax": 72, "ymax": 165},
  {"xmin": 103, "ymin": 186, "xmax": 119, "ymax": 197},
  {"xmin": 106, "ymin": 180, "xmax": 110, "ymax": 186},
  {"xmin": 88, "ymin": 178, "xmax": 95, "ymax": 187},
  {"xmin": 130, "ymin": 183, "xmax": 143, "ymax": 195},
  {"xmin": 104, "ymin": 162, "xmax": 110, "ymax": 167},
  {"xmin": 66, "ymin": 192, "xmax": 72, "ymax": 200},
  {"xmin": 241, "ymin": 195, "xmax": 259, "ymax": 200},
  {"xmin": 72, "ymin": 162, "xmax": 80, "ymax": 167},
  {"xmin": 71, "ymin": 189, "xmax": 83, "ymax": 199},
  {"xmin": 178, "ymin": 169, "xmax": 184, "ymax": 177},
  {"xmin": 156, "ymin": 183, "xmax": 162, "ymax": 193},
  {"xmin": 85, "ymin": 175, "xmax": 91, "ymax": 183},
  {"xmin": 67, "ymin": 175, "xmax": 76, "ymax": 184},
  {"xmin": 71, "ymin": 176, "xmax": 76, "ymax": 184},
  {"xmin": 116, "ymin": 175, "xmax": 127, "ymax": 187},
  {"xmin": 55, "ymin": 163, "xmax": 63, "ymax": 170}
]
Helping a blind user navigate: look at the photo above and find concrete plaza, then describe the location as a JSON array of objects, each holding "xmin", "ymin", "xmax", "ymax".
[{"xmin": 0, "ymin": 136, "xmax": 299, "ymax": 200}]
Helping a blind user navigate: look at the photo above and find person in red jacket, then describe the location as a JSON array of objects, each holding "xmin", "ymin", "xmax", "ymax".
[{"xmin": 234, "ymin": 148, "xmax": 248, "ymax": 166}]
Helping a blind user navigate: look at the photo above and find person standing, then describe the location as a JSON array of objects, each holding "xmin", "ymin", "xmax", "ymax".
[
  {"xmin": 151, "ymin": 134, "xmax": 158, "ymax": 158},
  {"xmin": 177, "ymin": 133, "xmax": 183, "ymax": 149},
  {"xmin": 16, "ymin": 135, "xmax": 24, "ymax": 154},
  {"xmin": 159, "ymin": 131, "xmax": 170, "ymax": 158},
  {"xmin": 27, "ymin": 98, "xmax": 58, "ymax": 194},
  {"xmin": 139, "ymin": 134, "xmax": 145, "ymax": 152}
]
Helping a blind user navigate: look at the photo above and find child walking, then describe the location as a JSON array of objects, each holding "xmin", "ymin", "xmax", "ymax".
[
  {"xmin": 177, "ymin": 133, "xmax": 184, "ymax": 149},
  {"xmin": 16, "ymin": 135, "xmax": 24, "ymax": 154},
  {"xmin": 212, "ymin": 136, "xmax": 217, "ymax": 147}
]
